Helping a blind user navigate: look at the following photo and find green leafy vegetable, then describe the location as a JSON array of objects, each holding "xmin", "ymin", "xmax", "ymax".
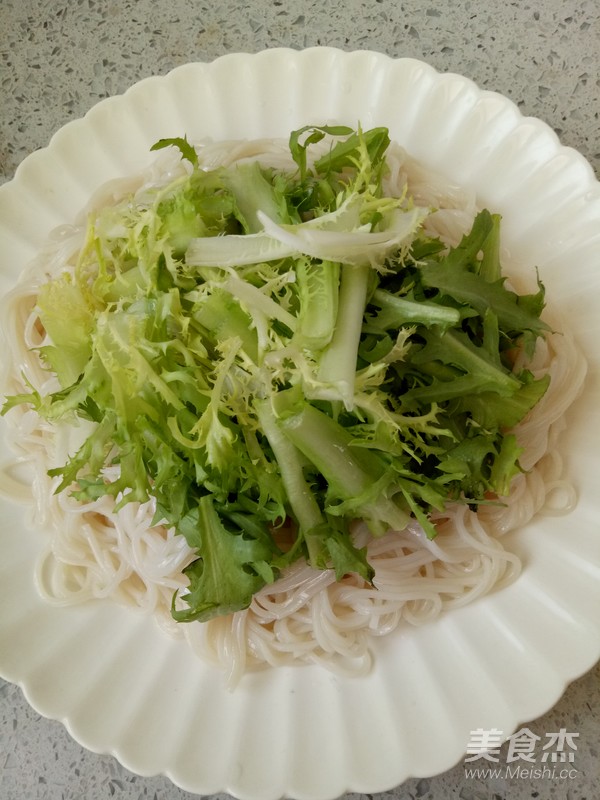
[
  {"xmin": 150, "ymin": 136, "xmax": 199, "ymax": 167},
  {"xmin": 2, "ymin": 125, "xmax": 551, "ymax": 623},
  {"xmin": 171, "ymin": 496, "xmax": 279, "ymax": 622}
]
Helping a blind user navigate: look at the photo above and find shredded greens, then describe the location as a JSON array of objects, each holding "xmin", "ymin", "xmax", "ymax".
[{"xmin": 3, "ymin": 126, "xmax": 550, "ymax": 622}]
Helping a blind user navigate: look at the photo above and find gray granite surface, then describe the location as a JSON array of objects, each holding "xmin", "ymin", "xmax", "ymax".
[{"xmin": 0, "ymin": 1, "xmax": 599, "ymax": 799}]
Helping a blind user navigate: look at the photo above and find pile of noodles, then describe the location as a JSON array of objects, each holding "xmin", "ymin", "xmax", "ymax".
[{"xmin": 0, "ymin": 136, "xmax": 587, "ymax": 685}]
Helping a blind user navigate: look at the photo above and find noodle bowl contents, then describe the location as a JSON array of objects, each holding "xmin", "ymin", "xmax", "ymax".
[{"xmin": 0, "ymin": 126, "xmax": 586, "ymax": 683}]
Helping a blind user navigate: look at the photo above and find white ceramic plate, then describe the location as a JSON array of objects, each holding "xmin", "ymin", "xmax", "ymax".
[{"xmin": 0, "ymin": 48, "xmax": 599, "ymax": 800}]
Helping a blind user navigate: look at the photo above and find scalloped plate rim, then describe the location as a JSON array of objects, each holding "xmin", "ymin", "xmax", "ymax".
[{"xmin": 3, "ymin": 48, "xmax": 598, "ymax": 193}]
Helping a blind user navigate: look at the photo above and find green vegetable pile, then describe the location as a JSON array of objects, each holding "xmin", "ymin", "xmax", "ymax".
[{"xmin": 3, "ymin": 125, "xmax": 550, "ymax": 622}]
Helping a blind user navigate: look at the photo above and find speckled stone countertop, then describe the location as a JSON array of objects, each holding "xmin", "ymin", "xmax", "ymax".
[{"xmin": 0, "ymin": 2, "xmax": 599, "ymax": 799}]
